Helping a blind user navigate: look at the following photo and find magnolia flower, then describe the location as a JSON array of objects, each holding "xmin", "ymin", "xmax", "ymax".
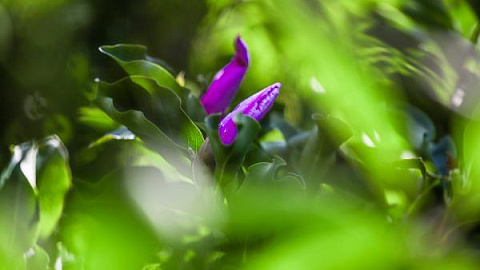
[
  {"xmin": 201, "ymin": 36, "xmax": 249, "ymax": 115},
  {"xmin": 219, "ymin": 83, "xmax": 281, "ymax": 145}
]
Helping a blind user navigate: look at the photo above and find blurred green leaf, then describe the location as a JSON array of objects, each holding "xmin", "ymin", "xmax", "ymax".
[
  {"xmin": 36, "ymin": 136, "xmax": 72, "ymax": 239},
  {"xmin": 95, "ymin": 76, "xmax": 204, "ymax": 154},
  {"xmin": 402, "ymin": 105, "xmax": 436, "ymax": 150},
  {"xmin": 239, "ymin": 156, "xmax": 304, "ymax": 193},
  {"xmin": 466, "ymin": 0, "xmax": 480, "ymax": 20},
  {"xmin": 142, "ymin": 264, "xmax": 161, "ymax": 270},
  {"xmin": 429, "ymin": 135, "xmax": 456, "ymax": 176},
  {"xmin": 403, "ymin": 0, "xmax": 454, "ymax": 30},
  {"xmin": 393, "ymin": 157, "xmax": 428, "ymax": 180},
  {"xmin": 0, "ymin": 135, "xmax": 71, "ymax": 268},
  {"xmin": 297, "ymin": 115, "xmax": 352, "ymax": 190},
  {"xmin": 267, "ymin": 112, "xmax": 300, "ymax": 140},
  {"xmin": 60, "ymin": 168, "xmax": 159, "ymax": 270},
  {"xmin": 25, "ymin": 245, "xmax": 49, "ymax": 270},
  {"xmin": 244, "ymin": 142, "xmax": 277, "ymax": 167},
  {"xmin": 54, "ymin": 242, "xmax": 84, "ymax": 270},
  {"xmin": 0, "ymin": 142, "xmax": 39, "ymax": 268}
]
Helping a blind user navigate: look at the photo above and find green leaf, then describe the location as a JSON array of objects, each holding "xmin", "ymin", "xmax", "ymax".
[
  {"xmin": 297, "ymin": 115, "xmax": 352, "ymax": 190},
  {"xmin": 403, "ymin": 0, "xmax": 454, "ymax": 30},
  {"xmin": 25, "ymin": 245, "xmax": 50, "ymax": 270},
  {"xmin": 395, "ymin": 105, "xmax": 436, "ymax": 151},
  {"xmin": 267, "ymin": 112, "xmax": 300, "ymax": 140},
  {"xmin": 239, "ymin": 156, "xmax": 305, "ymax": 193},
  {"xmin": 36, "ymin": 136, "xmax": 72, "ymax": 239},
  {"xmin": 95, "ymin": 76, "xmax": 204, "ymax": 153},
  {"xmin": 244, "ymin": 142, "xmax": 277, "ymax": 167},
  {"xmin": 393, "ymin": 158, "xmax": 428, "ymax": 181},
  {"xmin": 0, "ymin": 136, "xmax": 72, "ymax": 252},
  {"xmin": 0, "ymin": 142, "xmax": 39, "ymax": 268},
  {"xmin": 467, "ymin": 0, "xmax": 480, "ymax": 20},
  {"xmin": 205, "ymin": 114, "xmax": 261, "ymax": 193},
  {"xmin": 99, "ymin": 44, "xmax": 181, "ymax": 92},
  {"xmin": 89, "ymin": 126, "xmax": 136, "ymax": 148},
  {"xmin": 78, "ymin": 106, "xmax": 120, "ymax": 132},
  {"xmin": 99, "ymin": 44, "xmax": 206, "ymax": 122},
  {"xmin": 60, "ymin": 168, "xmax": 166, "ymax": 270},
  {"xmin": 54, "ymin": 242, "xmax": 84, "ymax": 270},
  {"xmin": 142, "ymin": 264, "xmax": 161, "ymax": 270}
]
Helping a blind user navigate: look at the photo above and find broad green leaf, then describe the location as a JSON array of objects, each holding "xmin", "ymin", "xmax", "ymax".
[
  {"xmin": 54, "ymin": 242, "xmax": 84, "ymax": 270},
  {"xmin": 244, "ymin": 142, "xmax": 277, "ymax": 167},
  {"xmin": 267, "ymin": 112, "xmax": 300, "ymax": 140},
  {"xmin": 396, "ymin": 105, "xmax": 436, "ymax": 150},
  {"xmin": 0, "ymin": 135, "xmax": 72, "ymax": 255},
  {"xmin": 0, "ymin": 143, "xmax": 39, "ymax": 269},
  {"xmin": 36, "ymin": 136, "xmax": 72, "ymax": 239},
  {"xmin": 78, "ymin": 106, "xmax": 120, "ymax": 132},
  {"xmin": 297, "ymin": 115, "xmax": 352, "ymax": 191},
  {"xmin": 99, "ymin": 44, "xmax": 181, "ymax": 92},
  {"xmin": 392, "ymin": 158, "xmax": 428, "ymax": 180},
  {"xmin": 260, "ymin": 128, "xmax": 285, "ymax": 142},
  {"xmin": 142, "ymin": 264, "xmax": 161, "ymax": 270},
  {"xmin": 60, "ymin": 168, "xmax": 160, "ymax": 270},
  {"xmin": 95, "ymin": 76, "xmax": 204, "ymax": 153},
  {"xmin": 466, "ymin": 0, "xmax": 480, "ymax": 20},
  {"xmin": 25, "ymin": 245, "xmax": 49, "ymax": 270},
  {"xmin": 239, "ymin": 156, "xmax": 304, "ymax": 193},
  {"xmin": 99, "ymin": 44, "xmax": 206, "ymax": 122},
  {"xmin": 244, "ymin": 218, "xmax": 405, "ymax": 270},
  {"xmin": 444, "ymin": 0, "xmax": 477, "ymax": 39}
]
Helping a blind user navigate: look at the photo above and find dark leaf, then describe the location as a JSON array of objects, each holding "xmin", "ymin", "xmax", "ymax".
[
  {"xmin": 95, "ymin": 76, "xmax": 204, "ymax": 154},
  {"xmin": 297, "ymin": 115, "xmax": 352, "ymax": 190},
  {"xmin": 402, "ymin": 0, "xmax": 453, "ymax": 30},
  {"xmin": 467, "ymin": 0, "xmax": 480, "ymax": 20},
  {"xmin": 99, "ymin": 44, "xmax": 206, "ymax": 122},
  {"xmin": 239, "ymin": 156, "xmax": 305, "ymax": 192},
  {"xmin": 429, "ymin": 135, "xmax": 456, "ymax": 176}
]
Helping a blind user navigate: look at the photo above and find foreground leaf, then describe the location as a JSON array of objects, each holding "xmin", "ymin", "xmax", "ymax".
[
  {"xmin": 36, "ymin": 136, "xmax": 72, "ymax": 239},
  {"xmin": 0, "ymin": 143, "xmax": 39, "ymax": 268}
]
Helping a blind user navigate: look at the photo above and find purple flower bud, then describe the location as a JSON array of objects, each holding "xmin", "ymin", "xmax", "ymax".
[
  {"xmin": 219, "ymin": 83, "xmax": 281, "ymax": 145},
  {"xmin": 201, "ymin": 36, "xmax": 250, "ymax": 115}
]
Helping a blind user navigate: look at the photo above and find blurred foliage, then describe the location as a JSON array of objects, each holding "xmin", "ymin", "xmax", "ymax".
[{"xmin": 4, "ymin": 0, "xmax": 480, "ymax": 269}]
